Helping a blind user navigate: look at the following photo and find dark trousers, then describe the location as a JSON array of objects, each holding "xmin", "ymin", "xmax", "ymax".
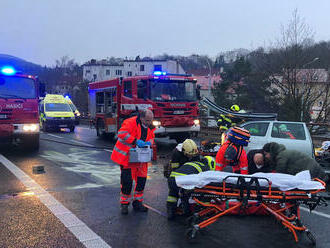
[
  {"xmin": 167, "ymin": 177, "xmax": 180, "ymax": 203},
  {"xmin": 120, "ymin": 166, "xmax": 147, "ymax": 204}
]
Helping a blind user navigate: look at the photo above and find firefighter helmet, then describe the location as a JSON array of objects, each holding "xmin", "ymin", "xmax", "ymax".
[
  {"xmin": 230, "ymin": 104, "xmax": 240, "ymax": 112},
  {"xmin": 204, "ymin": 156, "xmax": 216, "ymax": 171},
  {"xmin": 182, "ymin": 139, "xmax": 198, "ymax": 157}
]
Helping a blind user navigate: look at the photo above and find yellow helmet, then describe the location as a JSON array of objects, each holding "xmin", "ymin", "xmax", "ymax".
[
  {"xmin": 230, "ymin": 104, "xmax": 240, "ymax": 112},
  {"xmin": 182, "ymin": 139, "xmax": 198, "ymax": 157},
  {"xmin": 204, "ymin": 156, "xmax": 216, "ymax": 171}
]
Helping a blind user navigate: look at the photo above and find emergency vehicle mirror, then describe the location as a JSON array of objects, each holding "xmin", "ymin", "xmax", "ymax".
[{"xmin": 196, "ymin": 85, "xmax": 201, "ymax": 100}]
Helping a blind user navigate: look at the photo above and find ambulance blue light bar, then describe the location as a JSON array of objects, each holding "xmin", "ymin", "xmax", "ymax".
[
  {"xmin": 153, "ymin": 71, "xmax": 167, "ymax": 76},
  {"xmin": 1, "ymin": 66, "xmax": 16, "ymax": 75}
]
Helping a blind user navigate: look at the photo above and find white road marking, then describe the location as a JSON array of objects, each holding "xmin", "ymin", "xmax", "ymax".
[
  {"xmin": 46, "ymin": 133, "xmax": 64, "ymax": 139},
  {"xmin": 77, "ymin": 126, "xmax": 93, "ymax": 130},
  {"xmin": 71, "ymin": 140, "xmax": 94, "ymax": 147},
  {"xmin": 300, "ymin": 206, "xmax": 330, "ymax": 219},
  {"xmin": 0, "ymin": 154, "xmax": 112, "ymax": 248},
  {"xmin": 104, "ymin": 149, "xmax": 113, "ymax": 152}
]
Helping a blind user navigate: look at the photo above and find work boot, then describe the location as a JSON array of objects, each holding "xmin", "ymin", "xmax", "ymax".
[
  {"xmin": 167, "ymin": 202, "xmax": 177, "ymax": 220},
  {"xmin": 121, "ymin": 204, "xmax": 129, "ymax": 215},
  {"xmin": 132, "ymin": 200, "xmax": 148, "ymax": 212}
]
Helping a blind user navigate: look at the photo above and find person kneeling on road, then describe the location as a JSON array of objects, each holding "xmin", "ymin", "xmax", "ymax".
[
  {"xmin": 163, "ymin": 139, "xmax": 201, "ymax": 178},
  {"xmin": 167, "ymin": 156, "xmax": 216, "ymax": 220},
  {"xmin": 111, "ymin": 109, "xmax": 155, "ymax": 215}
]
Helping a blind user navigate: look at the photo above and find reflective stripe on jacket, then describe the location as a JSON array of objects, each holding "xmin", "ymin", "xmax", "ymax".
[
  {"xmin": 111, "ymin": 116, "xmax": 155, "ymax": 167},
  {"xmin": 169, "ymin": 161, "xmax": 209, "ymax": 177}
]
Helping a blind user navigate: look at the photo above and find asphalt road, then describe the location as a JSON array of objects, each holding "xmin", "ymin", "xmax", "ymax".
[{"xmin": 0, "ymin": 125, "xmax": 330, "ymax": 248}]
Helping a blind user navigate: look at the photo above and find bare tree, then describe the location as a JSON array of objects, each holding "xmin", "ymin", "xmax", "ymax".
[{"xmin": 266, "ymin": 9, "xmax": 329, "ymax": 122}]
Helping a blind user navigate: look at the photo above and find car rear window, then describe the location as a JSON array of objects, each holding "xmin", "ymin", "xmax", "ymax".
[
  {"xmin": 271, "ymin": 123, "xmax": 306, "ymax": 140},
  {"xmin": 242, "ymin": 122, "xmax": 269, "ymax": 136}
]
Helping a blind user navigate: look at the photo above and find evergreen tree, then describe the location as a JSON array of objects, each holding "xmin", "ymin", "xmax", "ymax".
[{"xmin": 212, "ymin": 57, "xmax": 252, "ymax": 111}]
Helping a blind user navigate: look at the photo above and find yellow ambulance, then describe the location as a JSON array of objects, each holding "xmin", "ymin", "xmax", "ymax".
[{"xmin": 39, "ymin": 94, "xmax": 75, "ymax": 132}]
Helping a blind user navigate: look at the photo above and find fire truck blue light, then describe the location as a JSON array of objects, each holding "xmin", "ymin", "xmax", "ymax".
[
  {"xmin": 153, "ymin": 71, "xmax": 166, "ymax": 76},
  {"xmin": 1, "ymin": 66, "xmax": 16, "ymax": 75}
]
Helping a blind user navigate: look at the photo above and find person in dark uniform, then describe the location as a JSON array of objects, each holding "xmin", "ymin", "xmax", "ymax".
[
  {"xmin": 163, "ymin": 139, "xmax": 201, "ymax": 178},
  {"xmin": 167, "ymin": 156, "xmax": 216, "ymax": 220}
]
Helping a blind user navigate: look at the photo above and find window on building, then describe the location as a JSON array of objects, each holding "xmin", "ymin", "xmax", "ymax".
[
  {"xmin": 85, "ymin": 70, "xmax": 90, "ymax": 75},
  {"xmin": 154, "ymin": 65, "xmax": 162, "ymax": 71},
  {"xmin": 93, "ymin": 74, "xmax": 97, "ymax": 81},
  {"xmin": 127, "ymin": 71, "xmax": 132, "ymax": 76},
  {"xmin": 115, "ymin": 70, "xmax": 122, "ymax": 76},
  {"xmin": 124, "ymin": 81, "xmax": 132, "ymax": 98},
  {"xmin": 140, "ymin": 65, "xmax": 145, "ymax": 71},
  {"xmin": 106, "ymin": 69, "xmax": 110, "ymax": 75}
]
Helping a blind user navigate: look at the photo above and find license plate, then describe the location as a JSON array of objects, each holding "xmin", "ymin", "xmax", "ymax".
[
  {"xmin": 59, "ymin": 125, "xmax": 67, "ymax": 127},
  {"xmin": 173, "ymin": 110, "xmax": 184, "ymax": 115},
  {"xmin": 0, "ymin": 114, "xmax": 7, "ymax": 119}
]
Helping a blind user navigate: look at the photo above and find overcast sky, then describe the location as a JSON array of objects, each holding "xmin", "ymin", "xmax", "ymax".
[{"xmin": 1, "ymin": 0, "xmax": 329, "ymax": 66}]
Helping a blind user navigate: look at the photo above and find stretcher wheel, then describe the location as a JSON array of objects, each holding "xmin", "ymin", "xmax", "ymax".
[
  {"xmin": 186, "ymin": 215, "xmax": 198, "ymax": 227},
  {"xmin": 185, "ymin": 227, "xmax": 198, "ymax": 242},
  {"xmin": 305, "ymin": 230, "xmax": 316, "ymax": 246}
]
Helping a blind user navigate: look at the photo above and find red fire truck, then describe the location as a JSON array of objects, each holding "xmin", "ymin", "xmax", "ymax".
[
  {"xmin": 88, "ymin": 72, "xmax": 200, "ymax": 142},
  {"xmin": 0, "ymin": 66, "xmax": 43, "ymax": 151}
]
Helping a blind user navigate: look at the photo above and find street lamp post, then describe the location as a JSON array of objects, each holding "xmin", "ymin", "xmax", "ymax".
[{"xmin": 300, "ymin": 57, "xmax": 319, "ymax": 121}]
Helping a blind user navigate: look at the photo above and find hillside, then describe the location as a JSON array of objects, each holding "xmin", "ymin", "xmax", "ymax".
[{"xmin": 0, "ymin": 54, "xmax": 43, "ymax": 75}]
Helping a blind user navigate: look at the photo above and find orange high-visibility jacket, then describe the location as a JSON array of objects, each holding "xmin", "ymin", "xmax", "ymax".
[
  {"xmin": 215, "ymin": 141, "xmax": 248, "ymax": 174},
  {"xmin": 111, "ymin": 116, "xmax": 155, "ymax": 167}
]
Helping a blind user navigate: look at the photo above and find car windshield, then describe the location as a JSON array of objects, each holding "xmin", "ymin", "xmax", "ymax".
[
  {"xmin": 0, "ymin": 76, "xmax": 36, "ymax": 99},
  {"xmin": 69, "ymin": 103, "xmax": 77, "ymax": 111},
  {"xmin": 45, "ymin": 103, "xmax": 72, "ymax": 112},
  {"xmin": 150, "ymin": 80, "xmax": 197, "ymax": 102}
]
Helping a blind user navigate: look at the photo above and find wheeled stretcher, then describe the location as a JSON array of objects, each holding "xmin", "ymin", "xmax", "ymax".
[{"xmin": 176, "ymin": 171, "xmax": 327, "ymax": 244}]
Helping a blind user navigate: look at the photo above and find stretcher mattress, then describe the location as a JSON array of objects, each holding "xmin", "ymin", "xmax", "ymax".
[{"xmin": 175, "ymin": 170, "xmax": 325, "ymax": 191}]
